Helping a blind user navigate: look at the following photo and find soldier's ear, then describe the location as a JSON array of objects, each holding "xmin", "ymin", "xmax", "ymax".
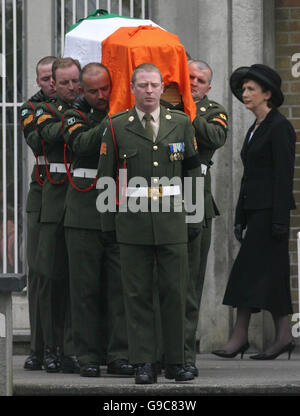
[{"xmin": 130, "ymin": 82, "xmax": 134, "ymax": 94}]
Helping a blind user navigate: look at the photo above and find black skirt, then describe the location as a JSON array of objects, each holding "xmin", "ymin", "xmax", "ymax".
[{"xmin": 223, "ymin": 209, "xmax": 293, "ymax": 316}]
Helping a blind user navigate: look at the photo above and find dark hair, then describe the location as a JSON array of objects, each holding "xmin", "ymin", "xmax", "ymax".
[
  {"xmin": 36, "ymin": 56, "xmax": 57, "ymax": 76},
  {"xmin": 80, "ymin": 62, "xmax": 111, "ymax": 86},
  {"xmin": 131, "ymin": 63, "xmax": 163, "ymax": 84},
  {"xmin": 52, "ymin": 57, "xmax": 81, "ymax": 81}
]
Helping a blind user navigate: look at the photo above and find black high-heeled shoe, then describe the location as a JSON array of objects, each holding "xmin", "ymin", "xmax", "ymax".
[
  {"xmin": 211, "ymin": 341, "xmax": 249, "ymax": 359},
  {"xmin": 249, "ymin": 340, "xmax": 295, "ymax": 360}
]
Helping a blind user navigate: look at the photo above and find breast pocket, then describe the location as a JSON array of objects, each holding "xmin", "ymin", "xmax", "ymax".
[
  {"xmin": 165, "ymin": 141, "xmax": 185, "ymax": 177},
  {"xmin": 119, "ymin": 148, "xmax": 138, "ymax": 178}
]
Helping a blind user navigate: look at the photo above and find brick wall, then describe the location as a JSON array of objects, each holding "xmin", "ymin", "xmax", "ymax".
[{"xmin": 275, "ymin": 0, "xmax": 300, "ymax": 312}]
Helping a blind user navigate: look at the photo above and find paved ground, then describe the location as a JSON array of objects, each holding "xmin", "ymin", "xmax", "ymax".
[{"xmin": 13, "ymin": 353, "xmax": 300, "ymax": 396}]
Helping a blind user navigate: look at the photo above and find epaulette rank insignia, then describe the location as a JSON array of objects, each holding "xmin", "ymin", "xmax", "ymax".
[
  {"xmin": 23, "ymin": 114, "xmax": 34, "ymax": 127},
  {"xmin": 211, "ymin": 116, "xmax": 227, "ymax": 129},
  {"xmin": 68, "ymin": 123, "xmax": 83, "ymax": 134},
  {"xmin": 37, "ymin": 113, "xmax": 52, "ymax": 125}
]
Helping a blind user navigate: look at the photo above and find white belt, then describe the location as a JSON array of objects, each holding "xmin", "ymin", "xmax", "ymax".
[
  {"xmin": 125, "ymin": 185, "xmax": 181, "ymax": 198},
  {"xmin": 37, "ymin": 156, "xmax": 47, "ymax": 165},
  {"xmin": 73, "ymin": 168, "xmax": 97, "ymax": 179},
  {"xmin": 50, "ymin": 163, "xmax": 67, "ymax": 173}
]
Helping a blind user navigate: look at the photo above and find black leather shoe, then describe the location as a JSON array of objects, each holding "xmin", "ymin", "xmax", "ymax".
[
  {"xmin": 165, "ymin": 364, "xmax": 194, "ymax": 381},
  {"xmin": 135, "ymin": 363, "xmax": 157, "ymax": 384},
  {"xmin": 61, "ymin": 355, "xmax": 80, "ymax": 373},
  {"xmin": 107, "ymin": 359, "xmax": 134, "ymax": 376},
  {"xmin": 212, "ymin": 341, "xmax": 249, "ymax": 359},
  {"xmin": 43, "ymin": 348, "xmax": 61, "ymax": 373},
  {"xmin": 184, "ymin": 363, "xmax": 199, "ymax": 377},
  {"xmin": 23, "ymin": 353, "xmax": 43, "ymax": 371},
  {"xmin": 80, "ymin": 364, "xmax": 100, "ymax": 377}
]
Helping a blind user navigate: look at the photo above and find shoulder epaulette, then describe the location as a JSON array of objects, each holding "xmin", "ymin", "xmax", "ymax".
[
  {"xmin": 167, "ymin": 108, "xmax": 188, "ymax": 117},
  {"xmin": 109, "ymin": 110, "xmax": 129, "ymax": 120},
  {"xmin": 207, "ymin": 99, "xmax": 227, "ymax": 113}
]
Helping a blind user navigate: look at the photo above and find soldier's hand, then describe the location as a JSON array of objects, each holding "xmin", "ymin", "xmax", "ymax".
[
  {"xmin": 101, "ymin": 231, "xmax": 117, "ymax": 245},
  {"xmin": 72, "ymin": 95, "xmax": 91, "ymax": 112},
  {"xmin": 234, "ymin": 224, "xmax": 244, "ymax": 243},
  {"xmin": 272, "ymin": 223, "xmax": 288, "ymax": 239},
  {"xmin": 188, "ymin": 227, "xmax": 201, "ymax": 242}
]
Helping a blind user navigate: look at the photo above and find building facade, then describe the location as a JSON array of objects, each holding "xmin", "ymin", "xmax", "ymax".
[{"xmin": 1, "ymin": 0, "xmax": 299, "ymax": 352}]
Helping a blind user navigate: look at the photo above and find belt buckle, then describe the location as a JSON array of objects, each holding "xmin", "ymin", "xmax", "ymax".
[{"xmin": 149, "ymin": 186, "xmax": 163, "ymax": 198}]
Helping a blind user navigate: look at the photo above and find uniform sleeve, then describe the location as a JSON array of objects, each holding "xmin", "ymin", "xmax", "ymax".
[
  {"xmin": 20, "ymin": 103, "xmax": 43, "ymax": 155},
  {"xmin": 182, "ymin": 116, "xmax": 204, "ymax": 227},
  {"xmin": 63, "ymin": 111, "xmax": 107, "ymax": 157},
  {"xmin": 97, "ymin": 119, "xmax": 118, "ymax": 231},
  {"xmin": 193, "ymin": 108, "xmax": 228, "ymax": 150},
  {"xmin": 34, "ymin": 103, "xmax": 62, "ymax": 145},
  {"xmin": 271, "ymin": 120, "xmax": 296, "ymax": 226}
]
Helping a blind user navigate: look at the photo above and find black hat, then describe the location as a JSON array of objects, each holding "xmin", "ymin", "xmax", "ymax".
[{"xmin": 230, "ymin": 64, "xmax": 284, "ymax": 107}]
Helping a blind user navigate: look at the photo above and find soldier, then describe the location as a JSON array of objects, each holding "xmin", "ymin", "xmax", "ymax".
[
  {"xmin": 62, "ymin": 63, "xmax": 133, "ymax": 377},
  {"xmin": 97, "ymin": 63, "xmax": 203, "ymax": 384},
  {"xmin": 184, "ymin": 59, "xmax": 229, "ymax": 376},
  {"xmin": 34, "ymin": 58, "xmax": 81, "ymax": 373},
  {"xmin": 20, "ymin": 56, "xmax": 56, "ymax": 370}
]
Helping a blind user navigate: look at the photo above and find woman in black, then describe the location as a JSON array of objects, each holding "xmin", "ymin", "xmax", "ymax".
[{"xmin": 213, "ymin": 64, "xmax": 296, "ymax": 360}]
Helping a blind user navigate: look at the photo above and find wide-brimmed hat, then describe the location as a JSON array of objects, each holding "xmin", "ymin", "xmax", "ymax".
[{"xmin": 230, "ymin": 64, "xmax": 284, "ymax": 107}]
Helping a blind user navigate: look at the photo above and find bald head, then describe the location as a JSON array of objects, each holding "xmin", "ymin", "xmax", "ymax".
[{"xmin": 81, "ymin": 63, "xmax": 111, "ymax": 111}]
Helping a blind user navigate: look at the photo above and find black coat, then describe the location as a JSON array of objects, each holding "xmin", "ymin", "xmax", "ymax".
[
  {"xmin": 223, "ymin": 109, "xmax": 296, "ymax": 315},
  {"xmin": 235, "ymin": 108, "xmax": 296, "ymax": 228}
]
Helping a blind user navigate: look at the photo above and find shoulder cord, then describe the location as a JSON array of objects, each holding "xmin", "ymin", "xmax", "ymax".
[
  {"xmin": 62, "ymin": 109, "xmax": 98, "ymax": 192},
  {"xmin": 109, "ymin": 118, "xmax": 127, "ymax": 206}
]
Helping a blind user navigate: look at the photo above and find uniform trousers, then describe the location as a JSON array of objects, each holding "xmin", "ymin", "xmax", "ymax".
[
  {"xmin": 26, "ymin": 211, "xmax": 44, "ymax": 356},
  {"xmin": 119, "ymin": 243, "xmax": 188, "ymax": 365},
  {"xmin": 65, "ymin": 228, "xmax": 128, "ymax": 366},
  {"xmin": 185, "ymin": 218, "xmax": 212, "ymax": 363},
  {"xmin": 36, "ymin": 219, "xmax": 73, "ymax": 356}
]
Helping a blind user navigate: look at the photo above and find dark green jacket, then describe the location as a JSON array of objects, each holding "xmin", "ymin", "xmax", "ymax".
[
  {"xmin": 193, "ymin": 95, "xmax": 228, "ymax": 219},
  {"xmin": 34, "ymin": 97, "xmax": 71, "ymax": 223},
  {"xmin": 62, "ymin": 107, "xmax": 107, "ymax": 230},
  {"xmin": 20, "ymin": 90, "xmax": 48, "ymax": 212},
  {"xmin": 98, "ymin": 105, "xmax": 203, "ymax": 245}
]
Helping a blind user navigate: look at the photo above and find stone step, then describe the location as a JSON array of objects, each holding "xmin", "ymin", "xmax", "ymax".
[
  {"xmin": 13, "ymin": 353, "xmax": 300, "ymax": 397},
  {"xmin": 13, "ymin": 329, "xmax": 30, "ymax": 355}
]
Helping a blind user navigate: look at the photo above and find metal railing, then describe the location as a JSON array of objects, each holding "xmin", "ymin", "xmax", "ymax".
[
  {"xmin": 0, "ymin": 0, "xmax": 146, "ymax": 275},
  {"xmin": 1, "ymin": 0, "xmax": 24, "ymax": 274},
  {"xmin": 55, "ymin": 0, "xmax": 147, "ymax": 57}
]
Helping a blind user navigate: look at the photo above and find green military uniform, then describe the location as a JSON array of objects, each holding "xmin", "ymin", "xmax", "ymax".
[
  {"xmin": 20, "ymin": 90, "xmax": 48, "ymax": 363},
  {"xmin": 34, "ymin": 97, "xmax": 73, "ymax": 361},
  {"xmin": 185, "ymin": 95, "xmax": 228, "ymax": 364},
  {"xmin": 62, "ymin": 103, "xmax": 129, "ymax": 368},
  {"xmin": 98, "ymin": 105, "xmax": 203, "ymax": 365}
]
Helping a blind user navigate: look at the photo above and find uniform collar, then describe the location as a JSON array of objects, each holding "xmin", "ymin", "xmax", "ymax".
[{"xmin": 135, "ymin": 106, "xmax": 161, "ymax": 123}]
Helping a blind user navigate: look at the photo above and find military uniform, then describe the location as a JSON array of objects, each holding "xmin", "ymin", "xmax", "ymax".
[
  {"xmin": 185, "ymin": 95, "xmax": 228, "ymax": 364},
  {"xmin": 98, "ymin": 105, "xmax": 203, "ymax": 368},
  {"xmin": 62, "ymin": 101, "xmax": 130, "ymax": 371},
  {"xmin": 34, "ymin": 97, "xmax": 74, "ymax": 370},
  {"xmin": 20, "ymin": 90, "xmax": 48, "ymax": 367}
]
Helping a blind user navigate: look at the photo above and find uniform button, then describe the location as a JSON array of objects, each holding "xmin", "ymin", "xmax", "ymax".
[
  {"xmin": 153, "ymin": 178, "xmax": 158, "ymax": 184},
  {"xmin": 153, "ymin": 145, "xmax": 158, "ymax": 151},
  {"xmin": 153, "ymin": 161, "xmax": 158, "ymax": 167}
]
